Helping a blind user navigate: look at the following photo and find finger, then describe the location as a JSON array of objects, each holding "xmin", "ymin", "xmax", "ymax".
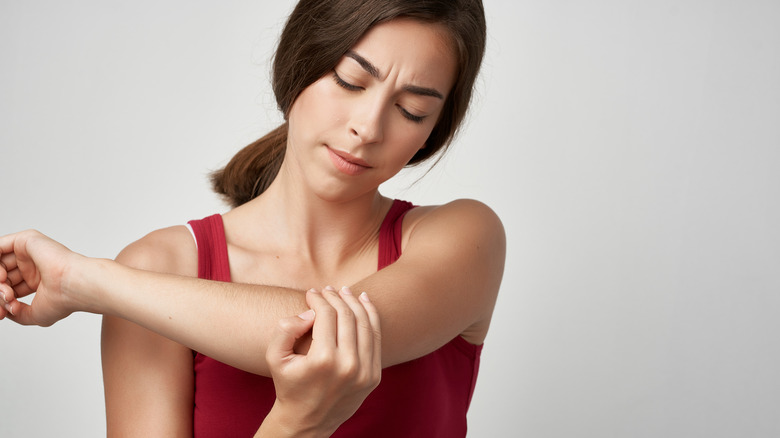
[
  {"xmin": 306, "ymin": 288, "xmax": 338, "ymax": 352},
  {"xmin": 13, "ymin": 280, "xmax": 34, "ymax": 299},
  {"xmin": 0, "ymin": 253, "xmax": 18, "ymax": 288},
  {"xmin": 338, "ymin": 286, "xmax": 372, "ymax": 358},
  {"xmin": 1, "ymin": 252, "xmax": 17, "ymax": 274},
  {"xmin": 0, "ymin": 282, "xmax": 12, "ymax": 319},
  {"xmin": 1, "ymin": 277, "xmax": 34, "ymax": 301},
  {"xmin": 0, "ymin": 233, "xmax": 24, "ymax": 267},
  {"xmin": 5, "ymin": 300, "xmax": 29, "ymax": 325},
  {"xmin": 322, "ymin": 286, "xmax": 357, "ymax": 355},
  {"xmin": 359, "ymin": 292, "xmax": 382, "ymax": 375},
  {"xmin": 0, "ymin": 282, "xmax": 15, "ymax": 305},
  {"xmin": 0, "ymin": 254, "xmax": 10, "ymax": 284},
  {"xmin": 0, "ymin": 232, "xmax": 24, "ymax": 254},
  {"xmin": 267, "ymin": 308, "xmax": 316, "ymax": 368},
  {"xmin": 6, "ymin": 267, "xmax": 24, "ymax": 289}
]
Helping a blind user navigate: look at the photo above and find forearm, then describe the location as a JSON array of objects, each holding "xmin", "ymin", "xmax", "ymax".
[{"xmin": 78, "ymin": 258, "xmax": 308, "ymax": 375}]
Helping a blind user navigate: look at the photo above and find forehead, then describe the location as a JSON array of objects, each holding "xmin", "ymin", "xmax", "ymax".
[{"xmin": 348, "ymin": 18, "xmax": 457, "ymax": 92}]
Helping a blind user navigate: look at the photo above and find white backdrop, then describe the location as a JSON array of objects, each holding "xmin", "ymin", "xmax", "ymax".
[{"xmin": 2, "ymin": 1, "xmax": 779, "ymax": 437}]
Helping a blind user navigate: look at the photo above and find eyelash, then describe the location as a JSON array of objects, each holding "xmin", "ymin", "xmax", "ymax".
[
  {"xmin": 332, "ymin": 71, "xmax": 426, "ymax": 124},
  {"xmin": 398, "ymin": 107, "xmax": 425, "ymax": 124},
  {"xmin": 332, "ymin": 71, "xmax": 362, "ymax": 92}
]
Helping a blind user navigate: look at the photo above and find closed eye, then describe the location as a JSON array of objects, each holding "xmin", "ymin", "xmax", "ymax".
[
  {"xmin": 397, "ymin": 105, "xmax": 425, "ymax": 124},
  {"xmin": 334, "ymin": 70, "xmax": 425, "ymax": 124},
  {"xmin": 332, "ymin": 71, "xmax": 362, "ymax": 91}
]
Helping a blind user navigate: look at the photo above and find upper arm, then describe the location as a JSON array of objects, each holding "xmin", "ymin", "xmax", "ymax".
[
  {"xmin": 355, "ymin": 199, "xmax": 506, "ymax": 367},
  {"xmin": 102, "ymin": 226, "xmax": 197, "ymax": 436}
]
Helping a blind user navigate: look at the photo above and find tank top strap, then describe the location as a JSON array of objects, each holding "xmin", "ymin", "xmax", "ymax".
[
  {"xmin": 187, "ymin": 214, "xmax": 231, "ymax": 282},
  {"xmin": 378, "ymin": 199, "xmax": 416, "ymax": 270}
]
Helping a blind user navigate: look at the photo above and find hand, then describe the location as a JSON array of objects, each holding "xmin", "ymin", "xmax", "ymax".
[
  {"xmin": 257, "ymin": 286, "xmax": 382, "ymax": 437},
  {"xmin": 0, "ymin": 230, "xmax": 85, "ymax": 326}
]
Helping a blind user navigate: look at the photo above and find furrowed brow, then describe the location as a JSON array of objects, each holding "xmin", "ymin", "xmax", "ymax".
[
  {"xmin": 404, "ymin": 85, "xmax": 444, "ymax": 100},
  {"xmin": 345, "ymin": 51, "xmax": 380, "ymax": 79},
  {"xmin": 345, "ymin": 50, "xmax": 445, "ymax": 100}
]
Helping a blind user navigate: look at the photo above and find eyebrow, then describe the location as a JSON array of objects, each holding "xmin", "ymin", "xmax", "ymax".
[{"xmin": 345, "ymin": 50, "xmax": 445, "ymax": 100}]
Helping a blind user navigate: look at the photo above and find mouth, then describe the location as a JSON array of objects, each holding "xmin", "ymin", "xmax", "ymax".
[{"xmin": 326, "ymin": 146, "xmax": 371, "ymax": 176}]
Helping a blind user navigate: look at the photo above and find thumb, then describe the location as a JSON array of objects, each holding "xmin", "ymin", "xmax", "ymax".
[
  {"xmin": 266, "ymin": 309, "xmax": 315, "ymax": 366},
  {"xmin": 6, "ymin": 300, "xmax": 48, "ymax": 327}
]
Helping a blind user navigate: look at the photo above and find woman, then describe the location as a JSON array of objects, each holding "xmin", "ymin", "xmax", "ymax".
[{"xmin": 1, "ymin": 0, "xmax": 504, "ymax": 436}]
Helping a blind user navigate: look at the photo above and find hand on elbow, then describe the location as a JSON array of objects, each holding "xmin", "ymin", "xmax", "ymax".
[{"xmin": 264, "ymin": 285, "xmax": 382, "ymax": 435}]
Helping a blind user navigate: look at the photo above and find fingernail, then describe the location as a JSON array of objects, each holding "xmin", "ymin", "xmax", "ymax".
[
  {"xmin": 4, "ymin": 302, "xmax": 14, "ymax": 316},
  {"xmin": 340, "ymin": 286, "xmax": 352, "ymax": 295},
  {"xmin": 0, "ymin": 291, "xmax": 6, "ymax": 303},
  {"xmin": 307, "ymin": 288, "xmax": 318, "ymax": 294},
  {"xmin": 360, "ymin": 292, "xmax": 370, "ymax": 303},
  {"xmin": 324, "ymin": 285, "xmax": 336, "ymax": 292},
  {"xmin": 297, "ymin": 309, "xmax": 315, "ymax": 320}
]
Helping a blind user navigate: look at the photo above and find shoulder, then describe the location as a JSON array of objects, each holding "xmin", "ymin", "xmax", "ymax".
[
  {"xmin": 115, "ymin": 225, "xmax": 197, "ymax": 276},
  {"xmin": 402, "ymin": 199, "xmax": 506, "ymax": 253},
  {"xmin": 395, "ymin": 199, "xmax": 505, "ymax": 343},
  {"xmin": 400, "ymin": 198, "xmax": 506, "ymax": 284}
]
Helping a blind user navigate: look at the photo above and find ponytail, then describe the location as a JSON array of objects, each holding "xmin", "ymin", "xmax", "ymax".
[{"xmin": 210, "ymin": 123, "xmax": 287, "ymax": 207}]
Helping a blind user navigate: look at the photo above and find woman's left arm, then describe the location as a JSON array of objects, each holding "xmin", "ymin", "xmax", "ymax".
[
  {"xmin": 255, "ymin": 287, "xmax": 382, "ymax": 438},
  {"xmin": 0, "ymin": 199, "xmax": 505, "ymax": 373}
]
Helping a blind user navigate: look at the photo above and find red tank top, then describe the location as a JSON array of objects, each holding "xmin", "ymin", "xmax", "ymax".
[{"xmin": 187, "ymin": 200, "xmax": 483, "ymax": 437}]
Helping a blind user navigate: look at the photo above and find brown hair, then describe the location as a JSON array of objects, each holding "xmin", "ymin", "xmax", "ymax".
[{"xmin": 212, "ymin": 0, "xmax": 486, "ymax": 207}]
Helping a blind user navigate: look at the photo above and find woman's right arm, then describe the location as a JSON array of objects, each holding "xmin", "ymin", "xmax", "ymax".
[
  {"xmin": 101, "ymin": 228, "xmax": 196, "ymax": 436},
  {"xmin": 0, "ymin": 200, "xmax": 505, "ymax": 375},
  {"xmin": 0, "ymin": 230, "xmax": 381, "ymax": 437}
]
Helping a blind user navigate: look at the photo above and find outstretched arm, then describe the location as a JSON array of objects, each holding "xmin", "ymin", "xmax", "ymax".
[{"xmin": 1, "ymin": 199, "xmax": 505, "ymax": 375}]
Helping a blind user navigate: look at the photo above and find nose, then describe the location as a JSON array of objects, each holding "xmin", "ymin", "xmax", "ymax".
[{"xmin": 348, "ymin": 97, "xmax": 385, "ymax": 145}]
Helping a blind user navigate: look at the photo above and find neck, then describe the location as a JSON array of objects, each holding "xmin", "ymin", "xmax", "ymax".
[{"xmin": 229, "ymin": 165, "xmax": 393, "ymax": 266}]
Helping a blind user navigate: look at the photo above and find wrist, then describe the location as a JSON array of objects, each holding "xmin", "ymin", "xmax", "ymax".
[
  {"xmin": 61, "ymin": 254, "xmax": 109, "ymax": 315},
  {"xmin": 256, "ymin": 402, "xmax": 336, "ymax": 438}
]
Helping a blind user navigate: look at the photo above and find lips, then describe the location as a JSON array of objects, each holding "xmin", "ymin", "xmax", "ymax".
[{"xmin": 326, "ymin": 146, "xmax": 371, "ymax": 176}]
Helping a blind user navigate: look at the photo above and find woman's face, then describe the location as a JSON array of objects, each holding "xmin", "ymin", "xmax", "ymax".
[{"xmin": 285, "ymin": 18, "xmax": 457, "ymax": 202}]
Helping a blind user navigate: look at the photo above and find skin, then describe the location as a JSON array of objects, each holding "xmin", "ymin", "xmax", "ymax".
[{"xmin": 0, "ymin": 18, "xmax": 505, "ymax": 435}]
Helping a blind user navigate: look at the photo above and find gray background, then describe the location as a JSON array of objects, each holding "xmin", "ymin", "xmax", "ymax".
[{"xmin": 1, "ymin": 0, "xmax": 779, "ymax": 436}]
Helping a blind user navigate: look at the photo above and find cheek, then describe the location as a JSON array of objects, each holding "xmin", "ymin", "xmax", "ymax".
[
  {"xmin": 394, "ymin": 118, "xmax": 435, "ymax": 151},
  {"xmin": 290, "ymin": 84, "xmax": 316, "ymax": 122},
  {"xmin": 289, "ymin": 78, "xmax": 345, "ymax": 128},
  {"xmin": 384, "ymin": 126, "xmax": 430, "ymax": 168}
]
